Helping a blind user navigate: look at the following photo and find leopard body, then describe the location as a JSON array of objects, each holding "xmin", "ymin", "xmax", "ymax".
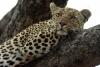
[{"xmin": 0, "ymin": 3, "xmax": 91, "ymax": 67}]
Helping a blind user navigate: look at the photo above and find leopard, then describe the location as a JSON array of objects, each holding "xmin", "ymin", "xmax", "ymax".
[{"xmin": 0, "ymin": 3, "xmax": 91, "ymax": 67}]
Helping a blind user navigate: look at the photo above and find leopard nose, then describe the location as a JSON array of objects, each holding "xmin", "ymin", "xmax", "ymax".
[{"xmin": 60, "ymin": 22, "xmax": 66, "ymax": 27}]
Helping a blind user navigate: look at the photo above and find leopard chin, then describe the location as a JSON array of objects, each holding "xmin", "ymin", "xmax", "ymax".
[{"xmin": 57, "ymin": 30, "xmax": 68, "ymax": 35}]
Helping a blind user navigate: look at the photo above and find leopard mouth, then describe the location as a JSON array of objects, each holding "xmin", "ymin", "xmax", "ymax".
[
  {"xmin": 57, "ymin": 30, "xmax": 67, "ymax": 35},
  {"xmin": 56, "ymin": 24, "xmax": 68, "ymax": 35},
  {"xmin": 57, "ymin": 29, "xmax": 68, "ymax": 35}
]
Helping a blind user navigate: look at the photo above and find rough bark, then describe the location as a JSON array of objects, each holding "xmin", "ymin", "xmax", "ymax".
[
  {"xmin": 23, "ymin": 26, "xmax": 100, "ymax": 67},
  {"xmin": 0, "ymin": 0, "xmax": 100, "ymax": 67}
]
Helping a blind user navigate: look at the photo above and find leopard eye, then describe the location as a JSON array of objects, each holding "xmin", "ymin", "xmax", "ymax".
[
  {"xmin": 70, "ymin": 16, "xmax": 77, "ymax": 19},
  {"xmin": 57, "ymin": 13, "xmax": 62, "ymax": 16}
]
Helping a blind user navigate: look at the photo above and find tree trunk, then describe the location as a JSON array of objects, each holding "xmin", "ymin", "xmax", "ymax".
[{"xmin": 0, "ymin": 0, "xmax": 100, "ymax": 67}]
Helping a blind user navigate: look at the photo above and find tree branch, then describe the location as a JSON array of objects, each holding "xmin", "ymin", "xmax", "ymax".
[
  {"xmin": 0, "ymin": 0, "xmax": 100, "ymax": 67},
  {"xmin": 23, "ymin": 25, "xmax": 100, "ymax": 67}
]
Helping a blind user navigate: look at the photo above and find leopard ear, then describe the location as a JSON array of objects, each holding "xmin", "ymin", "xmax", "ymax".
[
  {"xmin": 80, "ymin": 9, "xmax": 91, "ymax": 22},
  {"xmin": 50, "ymin": 3, "xmax": 62, "ymax": 14}
]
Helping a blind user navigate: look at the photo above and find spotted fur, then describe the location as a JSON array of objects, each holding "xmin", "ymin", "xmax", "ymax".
[{"xmin": 0, "ymin": 3, "xmax": 91, "ymax": 67}]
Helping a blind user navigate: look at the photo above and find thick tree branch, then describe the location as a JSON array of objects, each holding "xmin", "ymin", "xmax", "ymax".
[
  {"xmin": 0, "ymin": 0, "xmax": 100, "ymax": 67},
  {"xmin": 23, "ymin": 25, "xmax": 100, "ymax": 67},
  {"xmin": 0, "ymin": 0, "xmax": 50, "ymax": 43}
]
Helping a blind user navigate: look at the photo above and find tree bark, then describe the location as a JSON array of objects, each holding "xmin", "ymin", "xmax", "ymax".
[
  {"xmin": 23, "ymin": 26, "xmax": 100, "ymax": 67},
  {"xmin": 0, "ymin": 0, "xmax": 100, "ymax": 67}
]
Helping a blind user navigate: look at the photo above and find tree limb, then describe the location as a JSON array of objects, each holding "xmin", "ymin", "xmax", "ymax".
[{"xmin": 23, "ymin": 25, "xmax": 100, "ymax": 67}]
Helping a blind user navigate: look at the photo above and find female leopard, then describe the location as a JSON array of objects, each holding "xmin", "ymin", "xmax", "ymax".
[{"xmin": 0, "ymin": 3, "xmax": 91, "ymax": 67}]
